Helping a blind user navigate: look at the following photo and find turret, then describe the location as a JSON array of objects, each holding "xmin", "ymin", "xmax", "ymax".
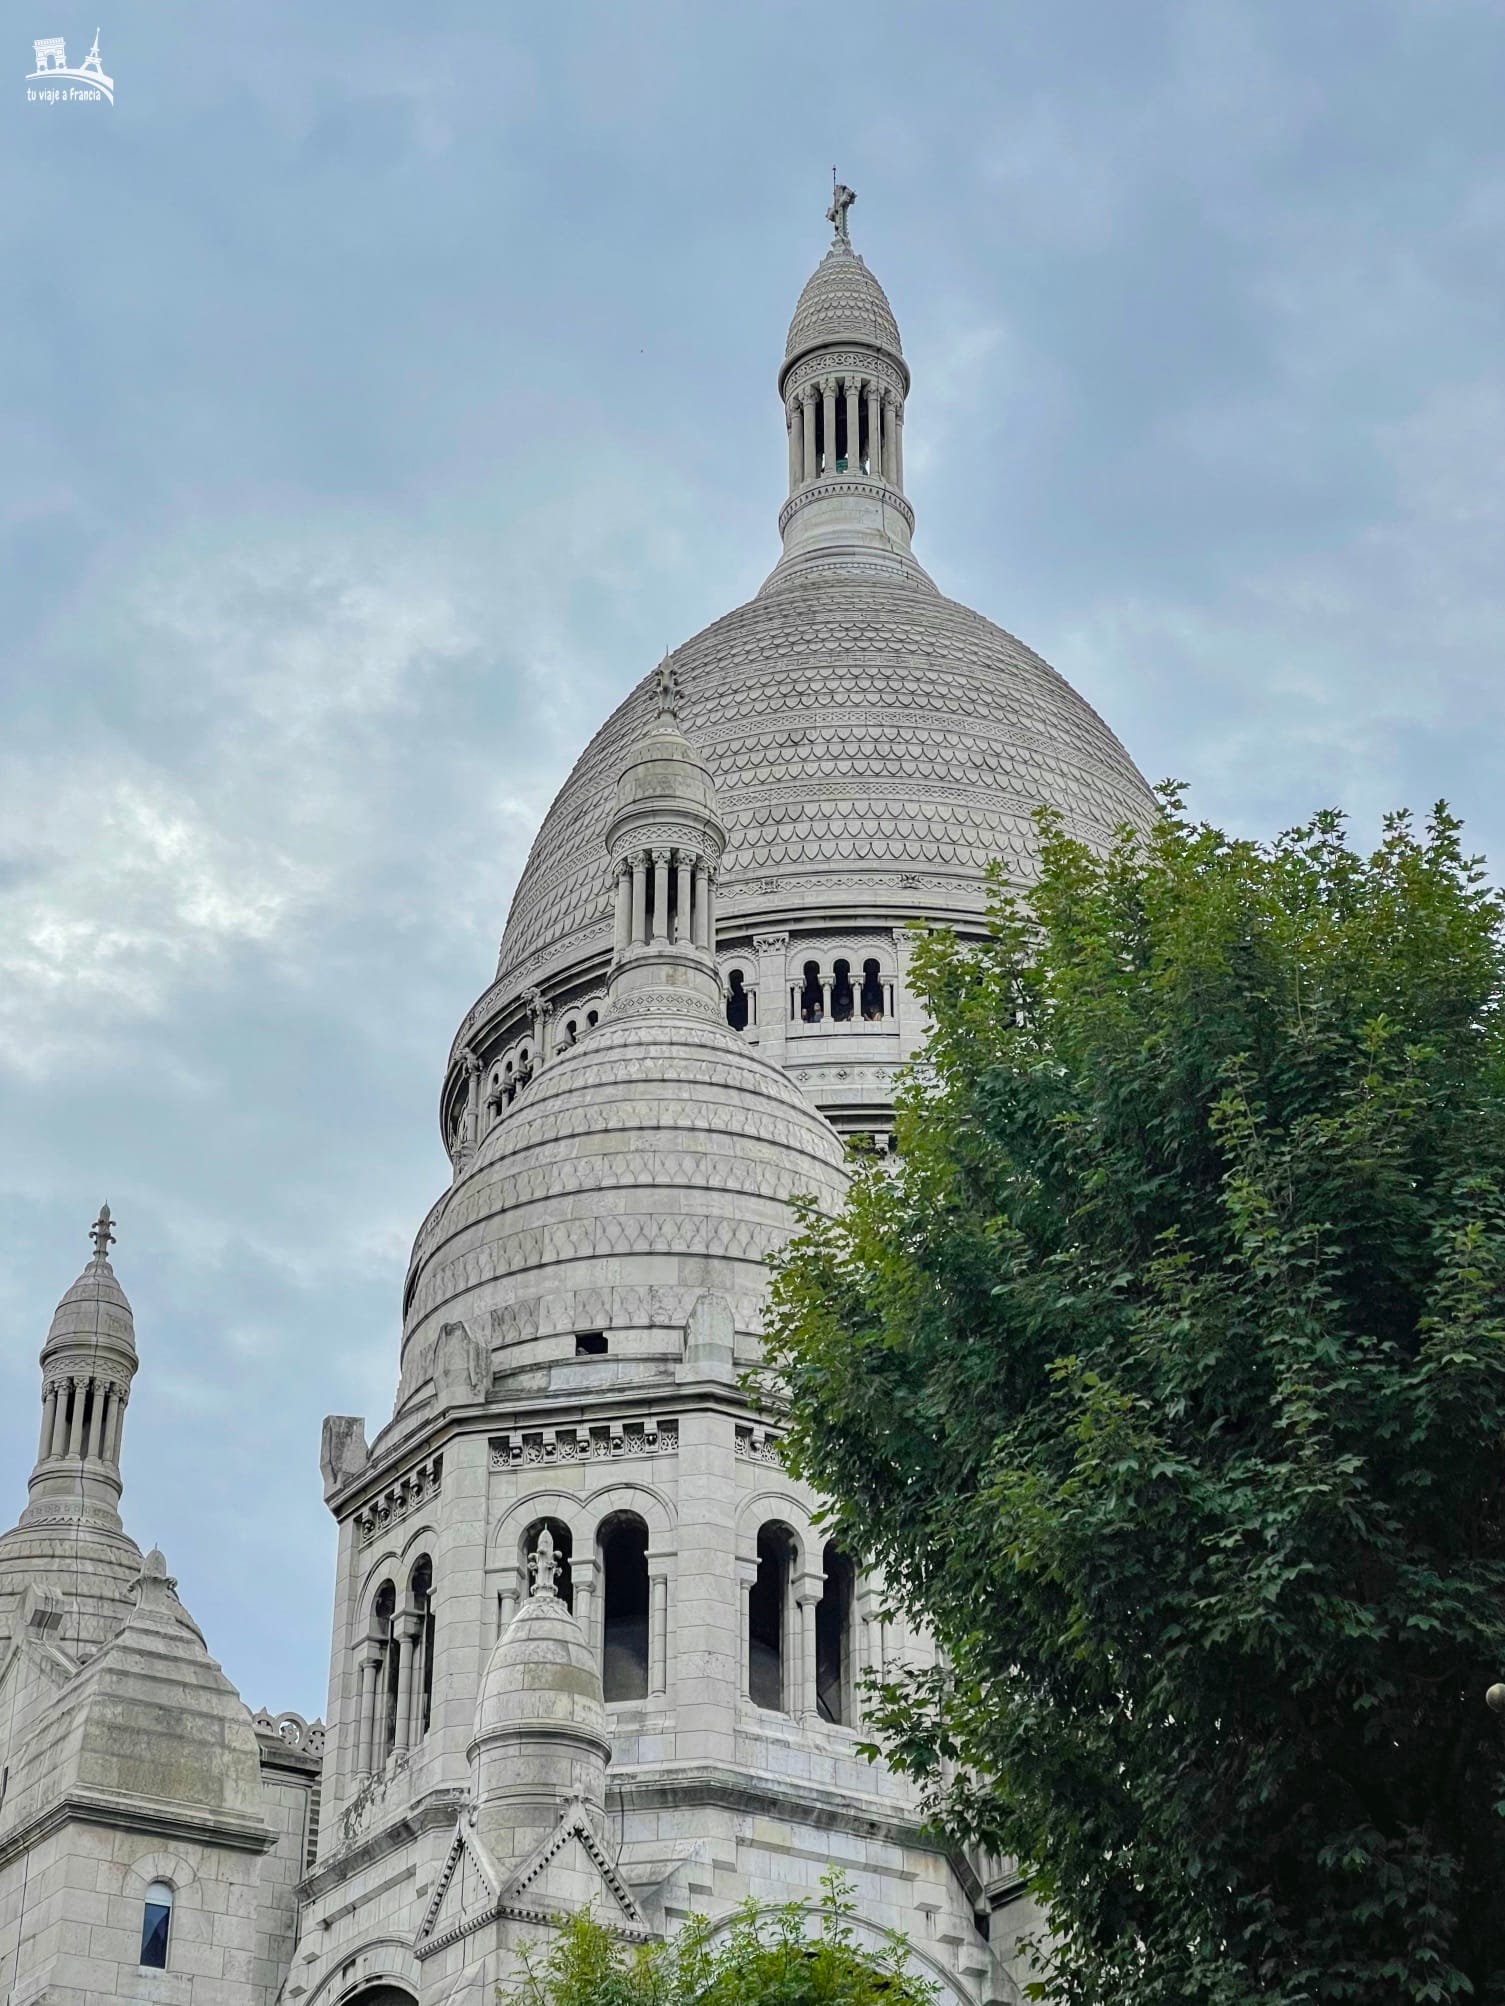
[
  {"xmin": 602, "ymin": 658, "xmax": 727, "ymax": 1019},
  {"xmin": 468, "ymin": 1529, "xmax": 610, "ymax": 1871},
  {"xmin": 22, "ymin": 1204, "xmax": 137, "ymax": 1534}
]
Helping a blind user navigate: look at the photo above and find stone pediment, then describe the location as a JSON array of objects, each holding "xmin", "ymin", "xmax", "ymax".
[{"xmin": 415, "ymin": 1804, "xmax": 649, "ymax": 1959}]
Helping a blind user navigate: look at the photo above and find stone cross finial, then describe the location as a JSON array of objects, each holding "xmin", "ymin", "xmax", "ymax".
[
  {"xmin": 655, "ymin": 653, "xmax": 679, "ymax": 722},
  {"xmin": 89, "ymin": 1203, "xmax": 115, "ymax": 1265},
  {"xmin": 529, "ymin": 1527, "xmax": 559, "ymax": 1599},
  {"xmin": 827, "ymin": 180, "xmax": 856, "ymax": 245}
]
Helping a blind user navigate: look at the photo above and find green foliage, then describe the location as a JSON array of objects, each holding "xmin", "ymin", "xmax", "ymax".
[
  {"xmin": 497, "ymin": 1871, "xmax": 935, "ymax": 2006},
  {"xmin": 764, "ymin": 796, "xmax": 1505, "ymax": 2006}
]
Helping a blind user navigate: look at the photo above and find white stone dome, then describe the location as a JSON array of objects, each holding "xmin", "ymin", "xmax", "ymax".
[
  {"xmin": 783, "ymin": 240, "xmax": 904, "ymax": 375},
  {"xmin": 474, "ymin": 1588, "xmax": 607, "ymax": 1747},
  {"xmin": 494, "ymin": 578, "xmax": 1153, "ymax": 995},
  {"xmin": 401, "ymin": 1005, "xmax": 847, "ymax": 1383}
]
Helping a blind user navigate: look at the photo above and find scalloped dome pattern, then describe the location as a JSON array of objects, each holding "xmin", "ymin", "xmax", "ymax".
[
  {"xmin": 784, "ymin": 245, "xmax": 903, "ymax": 366},
  {"xmin": 495, "ymin": 579, "xmax": 1153, "ymax": 989}
]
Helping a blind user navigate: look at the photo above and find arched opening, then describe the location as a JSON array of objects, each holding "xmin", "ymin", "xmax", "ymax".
[
  {"xmin": 563, "ymin": 1018, "xmax": 578, "ymax": 1047},
  {"xmin": 139, "ymin": 1880, "xmax": 173, "ymax": 1969},
  {"xmin": 831, "ymin": 959, "xmax": 854, "ymax": 1022},
  {"xmin": 523, "ymin": 1519, "xmax": 573, "ymax": 1612},
  {"xmin": 504, "ymin": 1058, "xmax": 516, "ymax": 1105},
  {"xmin": 726, "ymin": 967, "xmax": 750, "ymax": 1032},
  {"xmin": 861, "ymin": 958, "xmax": 885, "ymax": 1020},
  {"xmin": 342, "ymin": 1989, "xmax": 416, "ymax": 2006},
  {"xmin": 409, "ymin": 1555, "xmax": 435, "ymax": 1742},
  {"xmin": 374, "ymin": 1579, "xmax": 398, "ymax": 1760},
  {"xmin": 749, "ymin": 1522, "xmax": 796, "ymax": 1711},
  {"xmin": 817, "ymin": 1543, "xmax": 856, "ymax": 1725},
  {"xmin": 799, "ymin": 962, "xmax": 824, "ymax": 1023},
  {"xmin": 586, "ymin": 1009, "xmax": 599, "ymax": 1028},
  {"xmin": 599, "ymin": 1514, "xmax": 650, "ymax": 1702}
]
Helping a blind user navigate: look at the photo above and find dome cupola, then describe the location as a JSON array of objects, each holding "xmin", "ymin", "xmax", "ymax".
[
  {"xmin": 602, "ymin": 658, "xmax": 727, "ymax": 1021},
  {"xmin": 769, "ymin": 182, "xmax": 929, "ymax": 593}
]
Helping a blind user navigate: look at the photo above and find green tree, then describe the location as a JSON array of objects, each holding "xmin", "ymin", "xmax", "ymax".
[
  {"xmin": 764, "ymin": 798, "xmax": 1505, "ymax": 2006},
  {"xmin": 496, "ymin": 1872, "xmax": 935, "ymax": 2006}
]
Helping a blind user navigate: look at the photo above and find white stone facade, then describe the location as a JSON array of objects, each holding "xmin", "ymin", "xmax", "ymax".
[{"xmin": 2, "ymin": 198, "xmax": 1147, "ymax": 2006}]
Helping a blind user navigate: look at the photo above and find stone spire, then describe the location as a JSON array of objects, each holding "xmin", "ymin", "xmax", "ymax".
[
  {"xmin": 21, "ymin": 1204, "xmax": 139, "ymax": 1533},
  {"xmin": 601, "ymin": 685, "xmax": 727, "ymax": 1023},
  {"xmin": 764, "ymin": 184, "xmax": 932, "ymax": 594}
]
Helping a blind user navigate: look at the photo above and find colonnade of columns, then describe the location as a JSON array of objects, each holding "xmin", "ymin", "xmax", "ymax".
[
  {"xmin": 38, "ymin": 1373, "xmax": 127, "ymax": 1466},
  {"xmin": 786, "ymin": 372, "xmax": 904, "ymax": 493},
  {"xmin": 612, "ymin": 846, "xmax": 717, "ymax": 958},
  {"xmin": 355, "ymin": 1602, "xmax": 432, "ymax": 1778}
]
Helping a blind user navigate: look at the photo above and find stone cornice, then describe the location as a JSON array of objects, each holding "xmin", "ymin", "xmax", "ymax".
[
  {"xmin": 777, "ymin": 478, "xmax": 914, "ymax": 538},
  {"xmin": 0, "ymin": 1786, "xmax": 276, "ymax": 1873},
  {"xmin": 297, "ymin": 1788, "xmax": 466, "ymax": 1903}
]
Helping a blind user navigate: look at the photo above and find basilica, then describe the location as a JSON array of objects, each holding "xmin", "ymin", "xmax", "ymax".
[{"xmin": 0, "ymin": 192, "xmax": 1152, "ymax": 2006}]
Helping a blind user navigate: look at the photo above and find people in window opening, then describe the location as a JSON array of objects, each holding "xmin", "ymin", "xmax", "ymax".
[
  {"xmin": 726, "ymin": 968, "xmax": 750, "ymax": 1031},
  {"xmin": 140, "ymin": 1882, "xmax": 173, "ymax": 1969},
  {"xmin": 799, "ymin": 962, "xmax": 824, "ymax": 1022},
  {"xmin": 861, "ymin": 958, "xmax": 885, "ymax": 1020},
  {"xmin": 831, "ymin": 959, "xmax": 854, "ymax": 1022}
]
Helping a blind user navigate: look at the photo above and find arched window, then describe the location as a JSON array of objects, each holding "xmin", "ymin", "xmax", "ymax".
[
  {"xmin": 726, "ymin": 967, "xmax": 750, "ymax": 1032},
  {"xmin": 563, "ymin": 1019, "xmax": 578, "ymax": 1047},
  {"xmin": 816, "ymin": 1544, "xmax": 856, "ymax": 1724},
  {"xmin": 831, "ymin": 959, "xmax": 854, "ymax": 1022},
  {"xmin": 523, "ymin": 1520, "xmax": 573, "ymax": 1613},
  {"xmin": 409, "ymin": 1556, "xmax": 436, "ymax": 1743},
  {"xmin": 374, "ymin": 1579, "xmax": 398, "ymax": 1761},
  {"xmin": 504, "ymin": 1058, "xmax": 516, "ymax": 1105},
  {"xmin": 861, "ymin": 958, "xmax": 885, "ymax": 1020},
  {"xmin": 749, "ymin": 1522, "xmax": 796, "ymax": 1711},
  {"xmin": 586, "ymin": 1009, "xmax": 599, "ymax": 1028},
  {"xmin": 140, "ymin": 1880, "xmax": 173, "ymax": 1969},
  {"xmin": 599, "ymin": 1514, "xmax": 649, "ymax": 1702},
  {"xmin": 799, "ymin": 962, "xmax": 824, "ymax": 1023}
]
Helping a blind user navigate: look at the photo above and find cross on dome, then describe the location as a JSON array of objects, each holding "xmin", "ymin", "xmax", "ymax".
[
  {"xmin": 827, "ymin": 178, "xmax": 856, "ymax": 245},
  {"xmin": 89, "ymin": 1202, "xmax": 115, "ymax": 1265}
]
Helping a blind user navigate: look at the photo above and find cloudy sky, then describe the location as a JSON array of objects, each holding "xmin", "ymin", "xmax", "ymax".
[{"xmin": 2, "ymin": 1, "xmax": 1502, "ymax": 1714}]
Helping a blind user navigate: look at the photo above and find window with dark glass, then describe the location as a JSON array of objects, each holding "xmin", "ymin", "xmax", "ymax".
[{"xmin": 140, "ymin": 1881, "xmax": 173, "ymax": 1969}]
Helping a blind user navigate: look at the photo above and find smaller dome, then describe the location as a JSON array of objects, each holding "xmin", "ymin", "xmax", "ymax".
[
  {"xmin": 42, "ymin": 1242, "xmax": 136, "ymax": 1370},
  {"xmin": 783, "ymin": 241, "xmax": 903, "ymax": 375},
  {"xmin": 474, "ymin": 1554, "xmax": 607, "ymax": 1749}
]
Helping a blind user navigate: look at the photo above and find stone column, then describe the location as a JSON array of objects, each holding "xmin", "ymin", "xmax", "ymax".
[
  {"xmin": 738, "ymin": 1561, "xmax": 757, "ymax": 1703},
  {"xmin": 462, "ymin": 1050, "xmax": 482, "ymax": 1148},
  {"xmin": 613, "ymin": 858, "xmax": 631, "ymax": 956},
  {"xmin": 672, "ymin": 854, "xmax": 692, "ymax": 945},
  {"xmin": 356, "ymin": 1651, "xmax": 382, "ymax": 1776},
  {"xmin": 630, "ymin": 851, "xmax": 648, "ymax": 945},
  {"xmin": 800, "ymin": 383, "xmax": 817, "ymax": 485},
  {"xmin": 843, "ymin": 376, "xmax": 861, "ymax": 472},
  {"xmin": 820, "ymin": 378, "xmax": 837, "ymax": 476},
  {"xmin": 90, "ymin": 1388, "xmax": 110, "ymax": 1461},
  {"xmin": 892, "ymin": 396, "xmax": 905, "ymax": 489},
  {"xmin": 408, "ymin": 1618, "xmax": 428, "ymax": 1745},
  {"xmin": 37, "ymin": 1386, "xmax": 57, "ymax": 1462},
  {"xmin": 797, "ymin": 1592, "xmax": 819, "ymax": 1718},
  {"xmin": 880, "ymin": 389, "xmax": 896, "ymax": 484},
  {"xmin": 573, "ymin": 1553, "xmax": 599, "ymax": 1660},
  {"xmin": 691, "ymin": 859, "xmax": 709, "ymax": 948},
  {"xmin": 393, "ymin": 1616, "xmax": 420, "ymax": 1751},
  {"xmin": 866, "ymin": 379, "xmax": 882, "ymax": 477},
  {"xmin": 66, "ymin": 1380, "xmax": 87, "ymax": 1458},
  {"xmin": 50, "ymin": 1385, "xmax": 70, "ymax": 1458},
  {"xmin": 498, "ymin": 1583, "xmax": 519, "ymax": 1635},
  {"xmin": 786, "ymin": 397, "xmax": 801, "ymax": 491},
  {"xmin": 105, "ymin": 1392, "xmax": 126, "ymax": 1464},
  {"xmin": 648, "ymin": 1567, "xmax": 669, "ymax": 1697},
  {"xmin": 704, "ymin": 864, "xmax": 718, "ymax": 950},
  {"xmin": 651, "ymin": 849, "xmax": 671, "ymax": 942}
]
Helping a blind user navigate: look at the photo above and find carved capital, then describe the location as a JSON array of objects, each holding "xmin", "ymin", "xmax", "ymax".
[
  {"xmin": 752, "ymin": 931, "xmax": 789, "ymax": 956},
  {"xmin": 652, "ymin": 847, "xmax": 673, "ymax": 867},
  {"xmin": 800, "ymin": 381, "xmax": 818, "ymax": 406},
  {"xmin": 820, "ymin": 375, "xmax": 837, "ymax": 397},
  {"xmin": 461, "ymin": 1046, "xmax": 482, "ymax": 1079}
]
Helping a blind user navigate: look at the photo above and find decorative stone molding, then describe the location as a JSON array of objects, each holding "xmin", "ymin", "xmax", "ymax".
[
  {"xmin": 735, "ymin": 1425, "xmax": 784, "ymax": 1467},
  {"xmin": 354, "ymin": 1454, "xmax": 443, "ymax": 1544},
  {"xmin": 777, "ymin": 478, "xmax": 915, "ymax": 538},
  {"xmin": 252, "ymin": 1709, "xmax": 327, "ymax": 1756},
  {"xmin": 490, "ymin": 1420, "xmax": 678, "ymax": 1469}
]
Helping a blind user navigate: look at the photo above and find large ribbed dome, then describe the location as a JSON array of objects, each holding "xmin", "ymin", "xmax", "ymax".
[
  {"xmin": 784, "ymin": 241, "xmax": 903, "ymax": 372},
  {"xmin": 494, "ymin": 578, "xmax": 1153, "ymax": 993}
]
